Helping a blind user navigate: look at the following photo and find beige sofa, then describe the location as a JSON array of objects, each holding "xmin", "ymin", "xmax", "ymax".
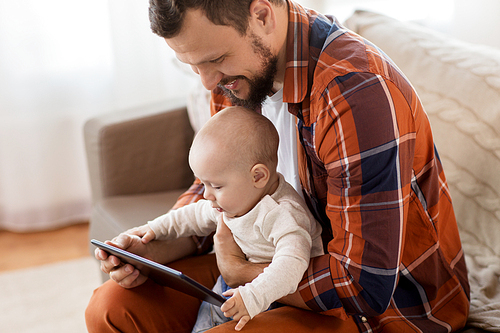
[
  {"xmin": 84, "ymin": 10, "xmax": 500, "ymax": 332},
  {"xmin": 84, "ymin": 98, "xmax": 195, "ymax": 282}
]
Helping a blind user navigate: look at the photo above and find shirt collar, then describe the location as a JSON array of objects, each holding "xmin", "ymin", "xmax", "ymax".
[{"xmin": 282, "ymin": 0, "xmax": 310, "ymax": 105}]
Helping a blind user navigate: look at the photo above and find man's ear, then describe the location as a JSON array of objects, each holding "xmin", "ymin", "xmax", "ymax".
[
  {"xmin": 251, "ymin": 163, "xmax": 270, "ymax": 188},
  {"xmin": 249, "ymin": 0, "xmax": 276, "ymax": 34}
]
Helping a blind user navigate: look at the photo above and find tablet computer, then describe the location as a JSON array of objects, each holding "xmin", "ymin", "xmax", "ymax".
[{"xmin": 91, "ymin": 239, "xmax": 225, "ymax": 307}]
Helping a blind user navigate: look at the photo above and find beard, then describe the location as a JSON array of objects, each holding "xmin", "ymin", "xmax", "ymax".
[{"xmin": 218, "ymin": 35, "xmax": 279, "ymax": 110}]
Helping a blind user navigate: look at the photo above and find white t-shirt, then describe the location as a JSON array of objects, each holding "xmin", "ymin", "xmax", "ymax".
[{"xmin": 261, "ymin": 89, "xmax": 302, "ymax": 197}]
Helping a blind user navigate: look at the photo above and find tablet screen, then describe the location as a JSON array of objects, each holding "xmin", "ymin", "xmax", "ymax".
[{"xmin": 91, "ymin": 239, "xmax": 225, "ymax": 307}]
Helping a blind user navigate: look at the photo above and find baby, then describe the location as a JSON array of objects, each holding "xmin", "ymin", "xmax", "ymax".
[{"xmin": 134, "ymin": 106, "xmax": 323, "ymax": 332}]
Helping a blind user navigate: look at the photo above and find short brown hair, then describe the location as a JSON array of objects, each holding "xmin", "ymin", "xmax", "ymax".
[{"xmin": 149, "ymin": 0, "xmax": 285, "ymax": 38}]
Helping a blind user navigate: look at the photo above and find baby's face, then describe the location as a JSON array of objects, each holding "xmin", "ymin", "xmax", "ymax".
[{"xmin": 190, "ymin": 147, "xmax": 262, "ymax": 218}]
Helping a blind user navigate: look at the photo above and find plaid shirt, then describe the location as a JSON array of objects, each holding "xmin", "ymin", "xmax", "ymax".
[{"xmin": 175, "ymin": 1, "xmax": 470, "ymax": 331}]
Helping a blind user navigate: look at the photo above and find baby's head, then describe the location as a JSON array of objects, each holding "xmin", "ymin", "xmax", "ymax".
[{"xmin": 188, "ymin": 106, "xmax": 279, "ymax": 217}]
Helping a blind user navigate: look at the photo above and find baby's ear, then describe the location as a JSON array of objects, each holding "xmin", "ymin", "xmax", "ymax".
[{"xmin": 251, "ymin": 163, "xmax": 270, "ymax": 188}]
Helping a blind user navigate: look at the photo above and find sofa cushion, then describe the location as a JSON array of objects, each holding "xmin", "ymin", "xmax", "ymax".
[
  {"xmin": 345, "ymin": 10, "xmax": 500, "ymax": 331},
  {"xmin": 89, "ymin": 190, "xmax": 186, "ymax": 282}
]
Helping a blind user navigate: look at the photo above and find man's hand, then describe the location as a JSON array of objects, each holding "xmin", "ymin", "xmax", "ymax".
[
  {"xmin": 95, "ymin": 233, "xmax": 148, "ymax": 288},
  {"xmin": 95, "ymin": 232, "xmax": 197, "ymax": 289},
  {"xmin": 214, "ymin": 217, "xmax": 267, "ymax": 287},
  {"xmin": 221, "ymin": 288, "xmax": 250, "ymax": 331}
]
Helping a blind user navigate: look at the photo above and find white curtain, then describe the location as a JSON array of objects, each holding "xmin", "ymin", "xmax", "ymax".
[
  {"xmin": 0, "ymin": 0, "xmax": 494, "ymax": 232},
  {"xmin": 0, "ymin": 0, "xmax": 196, "ymax": 232}
]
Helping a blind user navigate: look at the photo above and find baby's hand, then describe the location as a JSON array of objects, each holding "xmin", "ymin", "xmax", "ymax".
[
  {"xmin": 128, "ymin": 225, "xmax": 156, "ymax": 244},
  {"xmin": 221, "ymin": 288, "xmax": 250, "ymax": 331}
]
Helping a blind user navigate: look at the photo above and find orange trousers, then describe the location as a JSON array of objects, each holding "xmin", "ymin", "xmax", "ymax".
[{"xmin": 85, "ymin": 254, "xmax": 359, "ymax": 333}]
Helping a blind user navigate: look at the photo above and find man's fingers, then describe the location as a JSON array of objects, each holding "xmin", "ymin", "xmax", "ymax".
[
  {"xmin": 100, "ymin": 255, "xmax": 121, "ymax": 274},
  {"xmin": 109, "ymin": 264, "xmax": 134, "ymax": 282},
  {"xmin": 95, "ymin": 248, "xmax": 108, "ymax": 261},
  {"xmin": 111, "ymin": 265, "xmax": 140, "ymax": 287}
]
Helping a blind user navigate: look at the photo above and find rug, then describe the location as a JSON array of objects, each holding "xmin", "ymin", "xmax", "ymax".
[{"xmin": 0, "ymin": 256, "xmax": 102, "ymax": 333}]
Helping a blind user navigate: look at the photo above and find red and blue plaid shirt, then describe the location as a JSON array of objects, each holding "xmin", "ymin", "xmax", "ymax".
[{"xmin": 175, "ymin": 1, "xmax": 470, "ymax": 331}]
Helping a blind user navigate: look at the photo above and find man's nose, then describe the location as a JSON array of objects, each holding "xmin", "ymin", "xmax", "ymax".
[{"xmin": 191, "ymin": 65, "xmax": 223, "ymax": 91}]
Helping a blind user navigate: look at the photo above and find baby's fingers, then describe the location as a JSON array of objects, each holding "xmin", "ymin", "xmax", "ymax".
[
  {"xmin": 220, "ymin": 297, "xmax": 235, "ymax": 314},
  {"xmin": 141, "ymin": 230, "xmax": 156, "ymax": 244},
  {"xmin": 222, "ymin": 289, "xmax": 236, "ymax": 298},
  {"xmin": 234, "ymin": 315, "xmax": 250, "ymax": 331}
]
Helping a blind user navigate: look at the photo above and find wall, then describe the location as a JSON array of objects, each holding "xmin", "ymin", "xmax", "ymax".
[{"xmin": 302, "ymin": 0, "xmax": 500, "ymax": 49}]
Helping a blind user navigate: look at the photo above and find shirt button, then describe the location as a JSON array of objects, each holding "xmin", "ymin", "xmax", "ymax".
[{"xmin": 360, "ymin": 316, "xmax": 368, "ymax": 323}]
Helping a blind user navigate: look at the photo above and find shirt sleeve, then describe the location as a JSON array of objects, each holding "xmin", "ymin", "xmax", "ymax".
[
  {"xmin": 298, "ymin": 72, "xmax": 416, "ymax": 319},
  {"xmin": 149, "ymin": 199, "xmax": 218, "ymax": 240},
  {"xmin": 238, "ymin": 201, "xmax": 313, "ymax": 318},
  {"xmin": 169, "ymin": 179, "xmax": 215, "ymax": 255}
]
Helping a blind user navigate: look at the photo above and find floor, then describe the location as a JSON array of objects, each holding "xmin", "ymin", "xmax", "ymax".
[{"xmin": 0, "ymin": 222, "xmax": 91, "ymax": 272}]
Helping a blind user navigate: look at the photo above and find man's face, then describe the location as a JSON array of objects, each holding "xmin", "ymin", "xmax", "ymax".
[
  {"xmin": 219, "ymin": 36, "xmax": 278, "ymax": 110},
  {"xmin": 165, "ymin": 9, "xmax": 278, "ymax": 109}
]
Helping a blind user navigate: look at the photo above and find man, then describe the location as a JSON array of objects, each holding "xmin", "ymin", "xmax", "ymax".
[{"xmin": 86, "ymin": 0, "xmax": 470, "ymax": 332}]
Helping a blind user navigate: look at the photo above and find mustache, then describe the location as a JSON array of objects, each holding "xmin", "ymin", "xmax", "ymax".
[{"xmin": 218, "ymin": 76, "xmax": 246, "ymax": 87}]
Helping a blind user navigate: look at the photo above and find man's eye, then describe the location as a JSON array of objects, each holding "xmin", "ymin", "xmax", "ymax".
[
  {"xmin": 210, "ymin": 56, "xmax": 225, "ymax": 64},
  {"xmin": 213, "ymin": 186, "xmax": 222, "ymax": 190}
]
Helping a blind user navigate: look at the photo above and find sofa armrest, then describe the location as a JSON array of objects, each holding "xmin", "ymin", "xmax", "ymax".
[{"xmin": 84, "ymin": 98, "xmax": 195, "ymax": 203}]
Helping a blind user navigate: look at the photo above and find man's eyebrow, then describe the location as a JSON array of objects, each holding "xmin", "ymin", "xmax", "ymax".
[{"xmin": 177, "ymin": 53, "xmax": 225, "ymax": 66}]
